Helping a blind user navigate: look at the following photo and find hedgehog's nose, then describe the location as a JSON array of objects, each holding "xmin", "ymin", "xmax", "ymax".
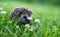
[
  {"xmin": 27, "ymin": 20, "xmax": 30, "ymax": 23},
  {"xmin": 25, "ymin": 19, "xmax": 31, "ymax": 24}
]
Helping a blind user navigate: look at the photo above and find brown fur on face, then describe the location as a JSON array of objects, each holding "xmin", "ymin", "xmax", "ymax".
[{"xmin": 10, "ymin": 7, "xmax": 33, "ymax": 24}]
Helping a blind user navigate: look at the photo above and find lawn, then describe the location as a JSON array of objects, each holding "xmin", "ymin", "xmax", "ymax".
[{"xmin": 0, "ymin": 1, "xmax": 60, "ymax": 37}]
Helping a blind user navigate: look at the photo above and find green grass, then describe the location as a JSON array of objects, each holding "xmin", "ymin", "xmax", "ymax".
[{"xmin": 0, "ymin": 1, "xmax": 60, "ymax": 37}]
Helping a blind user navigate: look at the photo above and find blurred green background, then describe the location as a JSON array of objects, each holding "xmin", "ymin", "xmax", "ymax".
[{"xmin": 0, "ymin": 0, "xmax": 60, "ymax": 5}]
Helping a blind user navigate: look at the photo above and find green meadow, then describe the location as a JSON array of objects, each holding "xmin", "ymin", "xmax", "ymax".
[{"xmin": 0, "ymin": 0, "xmax": 60, "ymax": 37}]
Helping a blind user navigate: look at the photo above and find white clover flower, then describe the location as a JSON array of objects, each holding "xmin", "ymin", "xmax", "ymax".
[
  {"xmin": 0, "ymin": 7, "xmax": 3, "ymax": 10},
  {"xmin": 35, "ymin": 19, "xmax": 40, "ymax": 23},
  {"xmin": 28, "ymin": 26, "xmax": 35, "ymax": 32},
  {"xmin": 25, "ymin": 24, "xmax": 30, "ymax": 28},
  {"xmin": 16, "ymin": 25, "xmax": 19, "ymax": 28},
  {"xmin": 29, "ymin": 28, "xmax": 33, "ymax": 32},
  {"xmin": 4, "ymin": 3, "xmax": 7, "ymax": 6},
  {"xmin": 1, "ymin": 11, "xmax": 6, "ymax": 14}
]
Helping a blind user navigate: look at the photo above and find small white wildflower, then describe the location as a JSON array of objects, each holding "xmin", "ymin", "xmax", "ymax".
[
  {"xmin": 29, "ymin": 28, "xmax": 33, "ymax": 32},
  {"xmin": 0, "ymin": 7, "xmax": 3, "ymax": 10},
  {"xmin": 35, "ymin": 19, "xmax": 40, "ymax": 23},
  {"xmin": 1, "ymin": 11, "xmax": 6, "ymax": 14},
  {"xmin": 25, "ymin": 24, "xmax": 30, "ymax": 28},
  {"xmin": 4, "ymin": 3, "xmax": 7, "ymax": 6},
  {"xmin": 16, "ymin": 26, "xmax": 19, "ymax": 28}
]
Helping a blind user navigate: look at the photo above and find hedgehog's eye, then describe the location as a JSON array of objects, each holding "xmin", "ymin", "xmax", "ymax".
[{"xmin": 23, "ymin": 16, "xmax": 27, "ymax": 19}]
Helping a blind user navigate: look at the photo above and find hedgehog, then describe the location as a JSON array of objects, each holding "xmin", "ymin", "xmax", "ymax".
[{"xmin": 10, "ymin": 7, "xmax": 33, "ymax": 24}]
